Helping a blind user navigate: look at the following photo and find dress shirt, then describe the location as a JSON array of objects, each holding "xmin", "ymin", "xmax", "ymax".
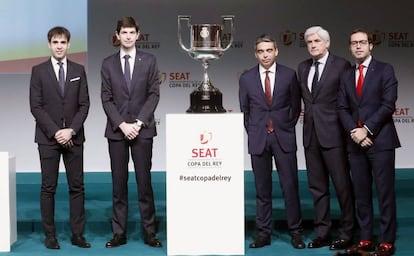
[
  {"xmin": 307, "ymin": 51, "xmax": 329, "ymax": 91},
  {"xmin": 259, "ymin": 62, "xmax": 276, "ymax": 95}
]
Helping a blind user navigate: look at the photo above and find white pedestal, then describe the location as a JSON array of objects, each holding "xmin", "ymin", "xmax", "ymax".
[
  {"xmin": 0, "ymin": 152, "xmax": 17, "ymax": 252},
  {"xmin": 166, "ymin": 113, "xmax": 245, "ymax": 255}
]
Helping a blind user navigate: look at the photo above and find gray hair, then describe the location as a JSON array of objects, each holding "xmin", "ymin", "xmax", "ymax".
[{"xmin": 304, "ymin": 26, "xmax": 330, "ymax": 42}]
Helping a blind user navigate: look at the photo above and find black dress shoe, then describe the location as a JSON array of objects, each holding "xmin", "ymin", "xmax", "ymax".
[
  {"xmin": 308, "ymin": 237, "xmax": 331, "ymax": 248},
  {"xmin": 105, "ymin": 233, "xmax": 127, "ymax": 248},
  {"xmin": 249, "ymin": 236, "xmax": 270, "ymax": 248},
  {"xmin": 144, "ymin": 236, "xmax": 162, "ymax": 248},
  {"xmin": 291, "ymin": 234, "xmax": 305, "ymax": 249},
  {"xmin": 44, "ymin": 236, "xmax": 60, "ymax": 249},
  {"xmin": 329, "ymin": 239, "xmax": 352, "ymax": 250},
  {"xmin": 71, "ymin": 234, "xmax": 91, "ymax": 248},
  {"xmin": 345, "ymin": 240, "xmax": 376, "ymax": 254}
]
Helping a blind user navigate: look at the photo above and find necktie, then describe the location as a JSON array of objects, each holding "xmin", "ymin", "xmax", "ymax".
[
  {"xmin": 311, "ymin": 61, "xmax": 319, "ymax": 97},
  {"xmin": 124, "ymin": 55, "xmax": 132, "ymax": 92},
  {"xmin": 356, "ymin": 65, "xmax": 365, "ymax": 97},
  {"xmin": 58, "ymin": 62, "xmax": 65, "ymax": 95},
  {"xmin": 265, "ymin": 70, "xmax": 274, "ymax": 133}
]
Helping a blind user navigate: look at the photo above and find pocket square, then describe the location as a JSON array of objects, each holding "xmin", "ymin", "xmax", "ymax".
[{"xmin": 70, "ymin": 77, "xmax": 81, "ymax": 82}]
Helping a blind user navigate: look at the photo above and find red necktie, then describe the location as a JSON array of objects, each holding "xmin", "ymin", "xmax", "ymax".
[
  {"xmin": 356, "ymin": 65, "xmax": 365, "ymax": 97},
  {"xmin": 265, "ymin": 71, "xmax": 274, "ymax": 133}
]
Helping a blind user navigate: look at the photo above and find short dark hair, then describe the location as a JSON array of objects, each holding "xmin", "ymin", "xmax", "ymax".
[
  {"xmin": 254, "ymin": 34, "xmax": 277, "ymax": 50},
  {"xmin": 116, "ymin": 16, "xmax": 139, "ymax": 33},
  {"xmin": 47, "ymin": 26, "xmax": 71, "ymax": 42},
  {"xmin": 349, "ymin": 28, "xmax": 373, "ymax": 44}
]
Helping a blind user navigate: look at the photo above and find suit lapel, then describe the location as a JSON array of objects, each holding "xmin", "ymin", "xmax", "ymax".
[
  {"xmin": 360, "ymin": 59, "xmax": 376, "ymax": 99},
  {"xmin": 301, "ymin": 60, "xmax": 312, "ymax": 97},
  {"xmin": 47, "ymin": 59, "xmax": 63, "ymax": 97}
]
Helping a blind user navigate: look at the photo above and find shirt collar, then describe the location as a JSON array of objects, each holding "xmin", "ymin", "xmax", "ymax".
[
  {"xmin": 356, "ymin": 55, "xmax": 372, "ymax": 69},
  {"xmin": 314, "ymin": 51, "xmax": 329, "ymax": 65},
  {"xmin": 259, "ymin": 62, "xmax": 276, "ymax": 74},
  {"xmin": 51, "ymin": 56, "xmax": 67, "ymax": 66},
  {"xmin": 120, "ymin": 47, "xmax": 136, "ymax": 60}
]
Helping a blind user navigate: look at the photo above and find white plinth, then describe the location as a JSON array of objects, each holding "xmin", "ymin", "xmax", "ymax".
[
  {"xmin": 166, "ymin": 113, "xmax": 245, "ymax": 255},
  {"xmin": 0, "ymin": 152, "xmax": 17, "ymax": 252}
]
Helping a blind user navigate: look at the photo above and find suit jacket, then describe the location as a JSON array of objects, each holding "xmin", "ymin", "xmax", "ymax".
[
  {"xmin": 30, "ymin": 58, "xmax": 90, "ymax": 145},
  {"xmin": 337, "ymin": 58, "xmax": 401, "ymax": 152},
  {"xmin": 101, "ymin": 50, "xmax": 160, "ymax": 140},
  {"xmin": 239, "ymin": 63, "xmax": 301, "ymax": 155},
  {"xmin": 297, "ymin": 54, "xmax": 350, "ymax": 148}
]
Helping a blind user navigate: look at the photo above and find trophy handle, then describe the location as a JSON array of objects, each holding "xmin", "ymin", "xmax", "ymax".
[
  {"xmin": 178, "ymin": 15, "xmax": 192, "ymax": 53},
  {"xmin": 221, "ymin": 15, "xmax": 235, "ymax": 51}
]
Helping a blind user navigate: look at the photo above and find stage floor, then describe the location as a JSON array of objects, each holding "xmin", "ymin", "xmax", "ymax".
[{"xmin": 5, "ymin": 170, "xmax": 414, "ymax": 255}]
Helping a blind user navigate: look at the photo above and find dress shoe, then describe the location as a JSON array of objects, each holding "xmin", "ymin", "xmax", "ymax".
[
  {"xmin": 44, "ymin": 236, "xmax": 60, "ymax": 249},
  {"xmin": 144, "ymin": 235, "xmax": 162, "ymax": 248},
  {"xmin": 345, "ymin": 240, "xmax": 376, "ymax": 254},
  {"xmin": 372, "ymin": 243, "xmax": 395, "ymax": 256},
  {"xmin": 249, "ymin": 236, "xmax": 270, "ymax": 248},
  {"xmin": 291, "ymin": 234, "xmax": 305, "ymax": 249},
  {"xmin": 329, "ymin": 239, "xmax": 352, "ymax": 250},
  {"xmin": 307, "ymin": 237, "xmax": 331, "ymax": 248},
  {"xmin": 105, "ymin": 233, "xmax": 127, "ymax": 248},
  {"xmin": 71, "ymin": 234, "xmax": 91, "ymax": 248}
]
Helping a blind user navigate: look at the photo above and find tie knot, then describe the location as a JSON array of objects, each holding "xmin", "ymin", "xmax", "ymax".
[
  {"xmin": 314, "ymin": 61, "xmax": 319, "ymax": 67},
  {"xmin": 124, "ymin": 55, "xmax": 130, "ymax": 60},
  {"xmin": 58, "ymin": 62, "xmax": 63, "ymax": 67},
  {"xmin": 358, "ymin": 65, "xmax": 365, "ymax": 72},
  {"xmin": 265, "ymin": 70, "xmax": 270, "ymax": 76}
]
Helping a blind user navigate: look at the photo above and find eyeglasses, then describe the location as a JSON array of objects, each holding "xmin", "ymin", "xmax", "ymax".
[{"xmin": 350, "ymin": 40, "xmax": 369, "ymax": 47}]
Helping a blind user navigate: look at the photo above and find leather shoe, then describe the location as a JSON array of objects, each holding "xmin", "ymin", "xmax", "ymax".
[
  {"xmin": 308, "ymin": 236, "xmax": 331, "ymax": 248},
  {"xmin": 346, "ymin": 240, "xmax": 376, "ymax": 254},
  {"xmin": 71, "ymin": 234, "xmax": 91, "ymax": 248},
  {"xmin": 144, "ymin": 235, "xmax": 162, "ymax": 248},
  {"xmin": 291, "ymin": 234, "xmax": 305, "ymax": 249},
  {"xmin": 249, "ymin": 236, "xmax": 270, "ymax": 248},
  {"xmin": 105, "ymin": 233, "xmax": 127, "ymax": 248},
  {"xmin": 329, "ymin": 239, "xmax": 352, "ymax": 250},
  {"xmin": 44, "ymin": 236, "xmax": 60, "ymax": 249},
  {"xmin": 372, "ymin": 243, "xmax": 395, "ymax": 256}
]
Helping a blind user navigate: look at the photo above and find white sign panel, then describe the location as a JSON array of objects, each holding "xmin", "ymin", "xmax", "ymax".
[{"xmin": 166, "ymin": 113, "xmax": 244, "ymax": 255}]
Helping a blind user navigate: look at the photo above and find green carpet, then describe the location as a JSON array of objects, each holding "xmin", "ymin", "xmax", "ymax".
[{"xmin": 3, "ymin": 170, "xmax": 413, "ymax": 255}]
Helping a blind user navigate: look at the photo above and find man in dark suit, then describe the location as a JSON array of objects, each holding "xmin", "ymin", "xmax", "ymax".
[
  {"xmin": 239, "ymin": 34, "xmax": 305, "ymax": 250},
  {"xmin": 297, "ymin": 26, "xmax": 354, "ymax": 250},
  {"xmin": 101, "ymin": 17, "xmax": 161, "ymax": 248},
  {"xmin": 338, "ymin": 28, "xmax": 400, "ymax": 256},
  {"xmin": 30, "ymin": 26, "xmax": 91, "ymax": 249}
]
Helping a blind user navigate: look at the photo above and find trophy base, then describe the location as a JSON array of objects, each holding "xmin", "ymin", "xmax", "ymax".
[{"xmin": 186, "ymin": 90, "xmax": 226, "ymax": 113}]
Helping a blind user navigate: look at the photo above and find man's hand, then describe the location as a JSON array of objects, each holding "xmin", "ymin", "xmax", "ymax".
[
  {"xmin": 55, "ymin": 128, "xmax": 74, "ymax": 145},
  {"xmin": 119, "ymin": 122, "xmax": 141, "ymax": 140},
  {"xmin": 350, "ymin": 127, "xmax": 368, "ymax": 145}
]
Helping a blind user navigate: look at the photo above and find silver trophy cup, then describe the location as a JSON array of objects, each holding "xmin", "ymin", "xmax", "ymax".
[{"xmin": 178, "ymin": 15, "xmax": 234, "ymax": 113}]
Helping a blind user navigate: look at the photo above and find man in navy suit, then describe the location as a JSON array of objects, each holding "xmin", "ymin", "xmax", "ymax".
[
  {"xmin": 338, "ymin": 28, "xmax": 400, "ymax": 256},
  {"xmin": 101, "ymin": 17, "xmax": 161, "ymax": 248},
  {"xmin": 30, "ymin": 26, "xmax": 91, "ymax": 249},
  {"xmin": 297, "ymin": 26, "xmax": 354, "ymax": 250},
  {"xmin": 239, "ymin": 34, "xmax": 305, "ymax": 249}
]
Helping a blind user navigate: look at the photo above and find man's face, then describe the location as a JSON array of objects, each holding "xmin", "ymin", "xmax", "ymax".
[
  {"xmin": 255, "ymin": 41, "xmax": 278, "ymax": 69},
  {"xmin": 349, "ymin": 32, "xmax": 373, "ymax": 64},
  {"xmin": 306, "ymin": 33, "xmax": 329, "ymax": 59},
  {"xmin": 48, "ymin": 35, "xmax": 70, "ymax": 61},
  {"xmin": 116, "ymin": 26, "xmax": 139, "ymax": 51}
]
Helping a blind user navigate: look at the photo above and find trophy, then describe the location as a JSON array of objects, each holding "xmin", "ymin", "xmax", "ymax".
[{"xmin": 178, "ymin": 15, "xmax": 234, "ymax": 113}]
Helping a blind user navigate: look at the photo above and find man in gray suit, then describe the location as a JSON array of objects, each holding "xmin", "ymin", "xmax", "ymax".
[
  {"xmin": 297, "ymin": 26, "xmax": 354, "ymax": 250},
  {"xmin": 30, "ymin": 26, "xmax": 90, "ymax": 249},
  {"xmin": 101, "ymin": 17, "xmax": 161, "ymax": 248}
]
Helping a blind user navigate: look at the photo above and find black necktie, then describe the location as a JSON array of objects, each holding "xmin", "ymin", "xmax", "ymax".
[
  {"xmin": 58, "ymin": 62, "xmax": 65, "ymax": 95},
  {"xmin": 311, "ymin": 61, "xmax": 319, "ymax": 97},
  {"xmin": 124, "ymin": 55, "xmax": 131, "ymax": 92}
]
